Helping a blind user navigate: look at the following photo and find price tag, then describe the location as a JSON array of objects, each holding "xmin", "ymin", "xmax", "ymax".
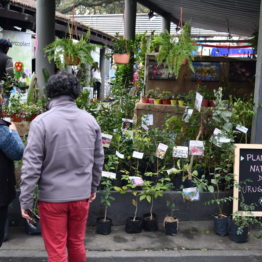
[{"xmin": 132, "ymin": 151, "xmax": 144, "ymax": 159}]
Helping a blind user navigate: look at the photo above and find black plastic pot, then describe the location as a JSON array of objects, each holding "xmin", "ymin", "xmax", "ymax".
[
  {"xmin": 229, "ymin": 220, "xmax": 248, "ymax": 243},
  {"xmin": 142, "ymin": 213, "xmax": 158, "ymax": 232},
  {"xmin": 125, "ymin": 217, "xmax": 143, "ymax": 234},
  {"xmin": 96, "ymin": 217, "xmax": 112, "ymax": 235},
  {"xmin": 24, "ymin": 219, "xmax": 41, "ymax": 235},
  {"xmin": 214, "ymin": 215, "xmax": 229, "ymax": 236},
  {"xmin": 164, "ymin": 218, "xmax": 178, "ymax": 236}
]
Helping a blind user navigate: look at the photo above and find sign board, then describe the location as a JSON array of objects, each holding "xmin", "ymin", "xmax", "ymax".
[{"xmin": 233, "ymin": 144, "xmax": 262, "ymax": 216}]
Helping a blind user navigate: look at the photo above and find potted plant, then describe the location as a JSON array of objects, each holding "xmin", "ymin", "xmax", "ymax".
[
  {"xmin": 161, "ymin": 91, "xmax": 172, "ymax": 105},
  {"xmin": 141, "ymin": 93, "xmax": 149, "ymax": 104},
  {"xmin": 24, "ymin": 103, "xmax": 43, "ymax": 122},
  {"xmin": 96, "ymin": 177, "xmax": 115, "ymax": 235},
  {"xmin": 112, "ymin": 33, "xmax": 133, "ymax": 64},
  {"xmin": 147, "ymin": 90, "xmax": 156, "ymax": 104},
  {"xmin": 45, "ymin": 31, "xmax": 95, "ymax": 69},
  {"xmin": 24, "ymin": 186, "xmax": 41, "ymax": 235},
  {"xmin": 114, "ymin": 172, "xmax": 144, "ymax": 234},
  {"xmin": 140, "ymin": 173, "xmax": 170, "ymax": 232},
  {"xmin": 164, "ymin": 200, "xmax": 178, "ymax": 236},
  {"xmin": 153, "ymin": 88, "xmax": 161, "ymax": 105},
  {"xmin": 177, "ymin": 94, "xmax": 186, "ymax": 107},
  {"xmin": 151, "ymin": 23, "xmax": 197, "ymax": 77},
  {"xmin": 170, "ymin": 95, "xmax": 177, "ymax": 106},
  {"xmin": 8, "ymin": 94, "xmax": 24, "ymax": 122}
]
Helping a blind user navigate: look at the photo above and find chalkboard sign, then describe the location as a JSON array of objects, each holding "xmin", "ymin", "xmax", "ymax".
[{"xmin": 233, "ymin": 144, "xmax": 262, "ymax": 216}]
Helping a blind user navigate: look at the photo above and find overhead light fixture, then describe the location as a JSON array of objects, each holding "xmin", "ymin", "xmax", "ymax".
[{"xmin": 148, "ymin": 10, "xmax": 156, "ymax": 21}]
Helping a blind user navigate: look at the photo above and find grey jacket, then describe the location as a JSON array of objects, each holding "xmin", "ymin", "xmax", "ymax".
[{"xmin": 19, "ymin": 96, "xmax": 104, "ymax": 210}]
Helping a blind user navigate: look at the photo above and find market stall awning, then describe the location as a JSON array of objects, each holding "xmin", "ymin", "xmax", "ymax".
[{"xmin": 137, "ymin": 0, "xmax": 260, "ymax": 36}]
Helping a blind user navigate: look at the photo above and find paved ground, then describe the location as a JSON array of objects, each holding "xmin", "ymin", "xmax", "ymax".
[{"xmin": 0, "ymin": 221, "xmax": 262, "ymax": 261}]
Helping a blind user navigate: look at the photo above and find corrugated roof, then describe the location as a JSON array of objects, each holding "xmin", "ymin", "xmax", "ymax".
[
  {"xmin": 75, "ymin": 13, "xmax": 231, "ymax": 37},
  {"xmin": 137, "ymin": 0, "xmax": 260, "ymax": 36}
]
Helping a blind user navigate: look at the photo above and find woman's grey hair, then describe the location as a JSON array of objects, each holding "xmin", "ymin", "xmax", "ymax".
[{"xmin": 46, "ymin": 71, "xmax": 80, "ymax": 99}]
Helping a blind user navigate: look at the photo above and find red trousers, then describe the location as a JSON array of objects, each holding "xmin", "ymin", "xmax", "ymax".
[{"xmin": 38, "ymin": 199, "xmax": 90, "ymax": 262}]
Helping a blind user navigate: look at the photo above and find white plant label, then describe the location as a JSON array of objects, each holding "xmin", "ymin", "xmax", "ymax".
[
  {"xmin": 173, "ymin": 146, "xmax": 189, "ymax": 158},
  {"xmin": 195, "ymin": 92, "xmax": 203, "ymax": 112},
  {"xmin": 189, "ymin": 140, "xmax": 204, "ymax": 156},
  {"xmin": 116, "ymin": 151, "xmax": 125, "ymax": 159},
  {"xmin": 142, "ymin": 124, "xmax": 149, "ymax": 131},
  {"xmin": 236, "ymin": 124, "xmax": 248, "ymax": 134},
  {"xmin": 166, "ymin": 168, "xmax": 176, "ymax": 175},
  {"xmin": 212, "ymin": 128, "xmax": 231, "ymax": 146},
  {"xmin": 182, "ymin": 108, "xmax": 194, "ymax": 123},
  {"xmin": 101, "ymin": 133, "xmax": 113, "ymax": 148},
  {"xmin": 142, "ymin": 114, "xmax": 153, "ymax": 126},
  {"xmin": 156, "ymin": 143, "xmax": 168, "ymax": 159},
  {"xmin": 102, "ymin": 171, "xmax": 116, "ymax": 179},
  {"xmin": 183, "ymin": 187, "xmax": 200, "ymax": 201},
  {"xmin": 129, "ymin": 176, "xmax": 144, "ymax": 186},
  {"xmin": 132, "ymin": 151, "xmax": 144, "ymax": 159}
]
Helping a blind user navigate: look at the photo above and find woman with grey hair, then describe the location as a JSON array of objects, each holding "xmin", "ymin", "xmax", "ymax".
[
  {"xmin": 20, "ymin": 71, "xmax": 104, "ymax": 262},
  {"xmin": 0, "ymin": 88, "xmax": 24, "ymax": 247}
]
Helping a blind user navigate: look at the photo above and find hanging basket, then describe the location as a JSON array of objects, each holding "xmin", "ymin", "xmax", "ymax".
[
  {"xmin": 113, "ymin": 53, "xmax": 130, "ymax": 64},
  {"xmin": 64, "ymin": 55, "xmax": 80, "ymax": 66}
]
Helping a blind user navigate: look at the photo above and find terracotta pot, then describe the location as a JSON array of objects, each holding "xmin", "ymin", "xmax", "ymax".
[
  {"xmin": 141, "ymin": 98, "xmax": 149, "ymax": 103},
  {"xmin": 113, "ymin": 53, "xmax": 130, "ymax": 64},
  {"xmin": 64, "ymin": 55, "xmax": 80, "ymax": 65},
  {"xmin": 148, "ymin": 98, "xmax": 154, "ymax": 104},
  {"xmin": 201, "ymin": 99, "xmax": 209, "ymax": 107},
  {"xmin": 153, "ymin": 99, "xmax": 161, "ymax": 105},
  {"xmin": 162, "ymin": 99, "xmax": 171, "ymax": 105},
  {"xmin": 181, "ymin": 58, "xmax": 188, "ymax": 65}
]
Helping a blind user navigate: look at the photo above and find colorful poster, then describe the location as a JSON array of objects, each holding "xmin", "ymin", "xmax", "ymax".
[{"xmin": 1, "ymin": 30, "xmax": 32, "ymax": 75}]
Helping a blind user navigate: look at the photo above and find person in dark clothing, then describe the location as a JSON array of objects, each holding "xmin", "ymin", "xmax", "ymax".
[
  {"xmin": 0, "ymin": 88, "xmax": 24, "ymax": 247},
  {"xmin": 0, "ymin": 38, "xmax": 13, "ymax": 81}
]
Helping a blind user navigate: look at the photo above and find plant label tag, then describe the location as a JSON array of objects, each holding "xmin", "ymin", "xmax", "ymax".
[
  {"xmin": 142, "ymin": 124, "xmax": 149, "ymax": 130},
  {"xmin": 102, "ymin": 171, "xmax": 116, "ymax": 179},
  {"xmin": 195, "ymin": 92, "xmax": 203, "ymax": 112},
  {"xmin": 101, "ymin": 133, "xmax": 113, "ymax": 148},
  {"xmin": 116, "ymin": 151, "xmax": 124, "ymax": 159},
  {"xmin": 211, "ymin": 128, "xmax": 231, "ymax": 147},
  {"xmin": 173, "ymin": 146, "xmax": 188, "ymax": 158},
  {"xmin": 236, "ymin": 124, "xmax": 248, "ymax": 134},
  {"xmin": 156, "ymin": 143, "xmax": 168, "ymax": 159},
  {"xmin": 142, "ymin": 114, "xmax": 153, "ymax": 126},
  {"xmin": 122, "ymin": 118, "xmax": 133, "ymax": 130},
  {"xmin": 129, "ymin": 176, "xmax": 144, "ymax": 186},
  {"xmin": 182, "ymin": 107, "xmax": 193, "ymax": 123},
  {"xmin": 166, "ymin": 168, "xmax": 176, "ymax": 175},
  {"xmin": 183, "ymin": 187, "xmax": 200, "ymax": 201},
  {"xmin": 132, "ymin": 151, "xmax": 144, "ymax": 159},
  {"xmin": 189, "ymin": 140, "xmax": 204, "ymax": 156}
]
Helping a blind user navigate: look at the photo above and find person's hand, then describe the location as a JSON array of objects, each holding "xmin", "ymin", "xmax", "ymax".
[
  {"xmin": 9, "ymin": 122, "xmax": 17, "ymax": 131},
  {"xmin": 21, "ymin": 209, "xmax": 32, "ymax": 221},
  {"xmin": 90, "ymin": 192, "xmax": 96, "ymax": 202}
]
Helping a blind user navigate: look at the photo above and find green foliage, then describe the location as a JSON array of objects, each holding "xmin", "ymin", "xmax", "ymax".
[
  {"xmin": 45, "ymin": 31, "xmax": 95, "ymax": 69},
  {"xmin": 112, "ymin": 33, "xmax": 133, "ymax": 54},
  {"xmin": 152, "ymin": 24, "xmax": 197, "ymax": 76}
]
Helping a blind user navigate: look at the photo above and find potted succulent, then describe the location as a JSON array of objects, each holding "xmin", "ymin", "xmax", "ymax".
[
  {"xmin": 45, "ymin": 31, "xmax": 95, "ymax": 69},
  {"xmin": 96, "ymin": 177, "xmax": 115, "ymax": 235},
  {"xmin": 161, "ymin": 91, "xmax": 172, "ymax": 105},
  {"xmin": 112, "ymin": 33, "xmax": 133, "ymax": 64}
]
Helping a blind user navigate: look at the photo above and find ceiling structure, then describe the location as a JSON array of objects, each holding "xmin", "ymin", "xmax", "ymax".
[
  {"xmin": 137, "ymin": 0, "xmax": 261, "ymax": 36},
  {"xmin": 0, "ymin": 0, "xmax": 113, "ymax": 46}
]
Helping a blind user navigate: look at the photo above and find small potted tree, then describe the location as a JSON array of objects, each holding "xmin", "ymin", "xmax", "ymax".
[
  {"xmin": 96, "ymin": 177, "xmax": 115, "ymax": 235},
  {"xmin": 164, "ymin": 199, "xmax": 178, "ymax": 236}
]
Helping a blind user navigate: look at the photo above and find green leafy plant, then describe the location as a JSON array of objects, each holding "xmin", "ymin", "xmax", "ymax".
[
  {"xmin": 45, "ymin": 31, "xmax": 95, "ymax": 69},
  {"xmin": 100, "ymin": 177, "xmax": 115, "ymax": 222},
  {"xmin": 161, "ymin": 91, "xmax": 172, "ymax": 100},
  {"xmin": 112, "ymin": 33, "xmax": 133, "ymax": 54}
]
